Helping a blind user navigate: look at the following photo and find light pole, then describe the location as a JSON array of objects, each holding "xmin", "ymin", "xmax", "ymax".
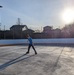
[
  {"xmin": 4, "ymin": 25, "xmax": 5, "ymax": 39},
  {"xmin": 0, "ymin": 5, "xmax": 3, "ymax": 39},
  {"xmin": 0, "ymin": 6, "xmax": 3, "ymax": 30}
]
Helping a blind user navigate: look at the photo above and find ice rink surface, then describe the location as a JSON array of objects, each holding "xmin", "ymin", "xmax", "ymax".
[{"xmin": 0, "ymin": 45, "xmax": 74, "ymax": 75}]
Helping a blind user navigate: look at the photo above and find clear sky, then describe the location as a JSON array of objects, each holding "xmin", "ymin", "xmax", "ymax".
[{"xmin": 0, "ymin": 0, "xmax": 74, "ymax": 30}]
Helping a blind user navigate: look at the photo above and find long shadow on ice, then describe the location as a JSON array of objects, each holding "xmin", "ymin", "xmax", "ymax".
[{"xmin": 0, "ymin": 54, "xmax": 35, "ymax": 70}]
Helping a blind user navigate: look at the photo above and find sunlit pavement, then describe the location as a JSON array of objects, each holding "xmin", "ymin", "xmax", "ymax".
[{"xmin": 0, "ymin": 45, "xmax": 74, "ymax": 75}]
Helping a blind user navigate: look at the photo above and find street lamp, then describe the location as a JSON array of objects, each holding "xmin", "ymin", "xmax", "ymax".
[{"xmin": 0, "ymin": 6, "xmax": 3, "ymax": 8}]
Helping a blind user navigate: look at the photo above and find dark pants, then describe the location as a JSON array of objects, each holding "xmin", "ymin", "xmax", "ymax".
[{"xmin": 27, "ymin": 44, "xmax": 37, "ymax": 53}]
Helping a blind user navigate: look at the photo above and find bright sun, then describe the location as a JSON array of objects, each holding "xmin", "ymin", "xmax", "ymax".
[{"xmin": 61, "ymin": 8, "xmax": 74, "ymax": 24}]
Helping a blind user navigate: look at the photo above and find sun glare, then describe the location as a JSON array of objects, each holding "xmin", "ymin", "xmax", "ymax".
[{"xmin": 61, "ymin": 8, "xmax": 74, "ymax": 24}]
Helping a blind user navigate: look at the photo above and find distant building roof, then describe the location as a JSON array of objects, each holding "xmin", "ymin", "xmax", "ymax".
[
  {"xmin": 10, "ymin": 25, "xmax": 28, "ymax": 30},
  {"xmin": 24, "ymin": 29, "xmax": 34, "ymax": 32},
  {"xmin": 44, "ymin": 26, "xmax": 52, "ymax": 28}
]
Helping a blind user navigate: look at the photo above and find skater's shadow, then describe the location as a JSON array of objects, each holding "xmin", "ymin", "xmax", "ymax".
[{"xmin": 0, "ymin": 54, "xmax": 35, "ymax": 70}]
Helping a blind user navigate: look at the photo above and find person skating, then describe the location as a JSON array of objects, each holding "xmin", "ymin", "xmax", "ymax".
[{"xmin": 26, "ymin": 34, "xmax": 37, "ymax": 54}]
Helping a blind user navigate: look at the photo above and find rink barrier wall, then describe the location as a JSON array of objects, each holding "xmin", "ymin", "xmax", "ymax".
[{"xmin": 0, "ymin": 38, "xmax": 74, "ymax": 46}]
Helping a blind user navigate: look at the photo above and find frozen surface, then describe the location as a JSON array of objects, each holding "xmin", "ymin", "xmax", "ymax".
[{"xmin": 0, "ymin": 45, "xmax": 74, "ymax": 75}]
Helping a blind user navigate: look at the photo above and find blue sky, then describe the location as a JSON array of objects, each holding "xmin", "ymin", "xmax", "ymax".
[{"xmin": 0, "ymin": 0, "xmax": 74, "ymax": 30}]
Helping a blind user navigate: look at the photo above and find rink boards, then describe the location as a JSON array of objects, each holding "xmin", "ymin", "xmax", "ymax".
[{"xmin": 0, "ymin": 38, "xmax": 74, "ymax": 46}]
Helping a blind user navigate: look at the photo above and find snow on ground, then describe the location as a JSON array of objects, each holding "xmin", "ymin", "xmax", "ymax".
[{"xmin": 0, "ymin": 45, "xmax": 74, "ymax": 75}]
